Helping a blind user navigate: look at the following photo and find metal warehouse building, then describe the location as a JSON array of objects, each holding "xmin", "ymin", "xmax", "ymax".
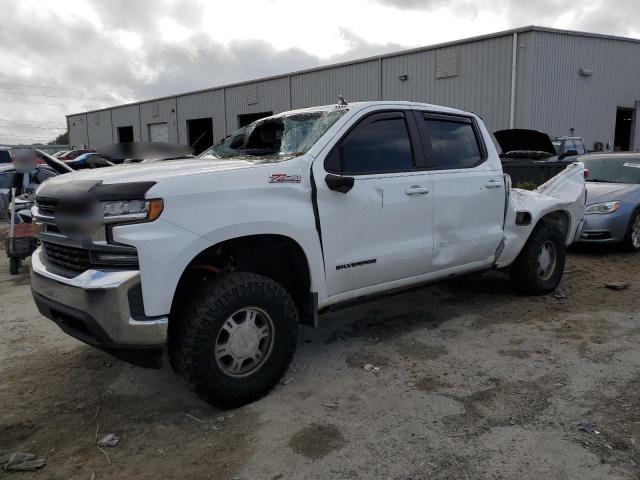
[{"xmin": 68, "ymin": 26, "xmax": 640, "ymax": 154}]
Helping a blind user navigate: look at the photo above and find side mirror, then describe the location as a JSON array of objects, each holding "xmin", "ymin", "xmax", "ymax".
[
  {"xmin": 559, "ymin": 149, "xmax": 578, "ymax": 160},
  {"xmin": 325, "ymin": 174, "xmax": 354, "ymax": 193}
]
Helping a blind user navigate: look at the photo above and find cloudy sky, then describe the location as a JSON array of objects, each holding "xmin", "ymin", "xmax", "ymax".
[{"xmin": 0, "ymin": 0, "xmax": 638, "ymax": 144}]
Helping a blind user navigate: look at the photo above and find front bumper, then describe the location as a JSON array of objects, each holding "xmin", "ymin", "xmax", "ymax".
[
  {"xmin": 579, "ymin": 212, "xmax": 628, "ymax": 243},
  {"xmin": 30, "ymin": 248, "xmax": 168, "ymax": 366}
]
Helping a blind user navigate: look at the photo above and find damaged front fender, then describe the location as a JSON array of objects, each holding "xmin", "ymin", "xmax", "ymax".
[{"xmin": 496, "ymin": 162, "xmax": 586, "ymax": 268}]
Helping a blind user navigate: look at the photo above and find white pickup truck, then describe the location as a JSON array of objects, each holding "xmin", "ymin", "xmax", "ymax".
[{"xmin": 30, "ymin": 101, "xmax": 586, "ymax": 407}]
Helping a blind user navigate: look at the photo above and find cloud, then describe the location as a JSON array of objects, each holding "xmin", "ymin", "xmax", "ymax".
[
  {"xmin": 0, "ymin": 0, "xmax": 405, "ymax": 143},
  {"xmin": 0, "ymin": 0, "xmax": 639, "ymax": 144}
]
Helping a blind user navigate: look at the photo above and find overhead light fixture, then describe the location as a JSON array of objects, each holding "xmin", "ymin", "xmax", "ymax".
[
  {"xmin": 398, "ymin": 75, "xmax": 408, "ymax": 81},
  {"xmin": 579, "ymin": 68, "xmax": 594, "ymax": 77}
]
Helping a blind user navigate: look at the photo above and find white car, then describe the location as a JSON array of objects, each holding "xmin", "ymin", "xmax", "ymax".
[{"xmin": 29, "ymin": 101, "xmax": 586, "ymax": 407}]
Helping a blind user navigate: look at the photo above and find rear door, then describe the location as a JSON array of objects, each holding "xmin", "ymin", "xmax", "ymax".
[
  {"xmin": 314, "ymin": 108, "xmax": 434, "ymax": 297},
  {"xmin": 413, "ymin": 110, "xmax": 504, "ymax": 270}
]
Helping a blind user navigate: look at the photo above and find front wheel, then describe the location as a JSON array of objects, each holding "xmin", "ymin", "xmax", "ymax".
[
  {"xmin": 169, "ymin": 272, "xmax": 298, "ymax": 408},
  {"xmin": 510, "ymin": 223, "xmax": 566, "ymax": 295}
]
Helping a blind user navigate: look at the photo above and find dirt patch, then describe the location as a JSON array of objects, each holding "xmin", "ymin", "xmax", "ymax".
[
  {"xmin": 416, "ymin": 375, "xmax": 451, "ymax": 392},
  {"xmin": 497, "ymin": 349, "xmax": 531, "ymax": 359},
  {"xmin": 288, "ymin": 423, "xmax": 346, "ymax": 459},
  {"xmin": 396, "ymin": 340, "xmax": 447, "ymax": 361},
  {"xmin": 345, "ymin": 351, "xmax": 390, "ymax": 369},
  {"xmin": 443, "ymin": 374, "xmax": 565, "ymax": 436}
]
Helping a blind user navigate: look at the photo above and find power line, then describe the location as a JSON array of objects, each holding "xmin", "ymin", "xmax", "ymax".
[
  {"xmin": 0, "ymin": 81, "xmax": 109, "ymax": 94},
  {"xmin": 0, "ymin": 90, "xmax": 112, "ymax": 101},
  {"xmin": 0, "ymin": 117, "xmax": 66, "ymax": 126},
  {"xmin": 0, "ymin": 98, "xmax": 101, "ymax": 108}
]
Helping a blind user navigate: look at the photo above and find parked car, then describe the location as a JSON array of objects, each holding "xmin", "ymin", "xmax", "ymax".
[
  {"xmin": 495, "ymin": 129, "xmax": 582, "ymax": 163},
  {"xmin": 30, "ymin": 101, "xmax": 586, "ymax": 408},
  {"xmin": 0, "ymin": 163, "xmax": 58, "ymax": 220},
  {"xmin": 64, "ymin": 152, "xmax": 114, "ymax": 170},
  {"xmin": 494, "ymin": 129, "xmax": 559, "ymax": 161},
  {"xmin": 580, "ymin": 153, "xmax": 640, "ymax": 250},
  {"xmin": 0, "ymin": 146, "xmax": 11, "ymax": 164},
  {"xmin": 551, "ymin": 136, "xmax": 588, "ymax": 156},
  {"xmin": 58, "ymin": 148, "xmax": 96, "ymax": 160}
]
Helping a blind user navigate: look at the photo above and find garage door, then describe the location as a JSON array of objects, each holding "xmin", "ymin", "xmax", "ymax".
[{"xmin": 149, "ymin": 123, "xmax": 169, "ymax": 143}]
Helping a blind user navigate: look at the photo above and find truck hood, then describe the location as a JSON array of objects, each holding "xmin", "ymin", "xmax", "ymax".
[
  {"xmin": 586, "ymin": 182, "xmax": 638, "ymax": 203},
  {"xmin": 494, "ymin": 129, "xmax": 557, "ymax": 156},
  {"xmin": 39, "ymin": 157, "xmax": 258, "ymax": 188}
]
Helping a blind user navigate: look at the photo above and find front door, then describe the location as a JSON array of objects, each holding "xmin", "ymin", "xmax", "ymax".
[{"xmin": 313, "ymin": 109, "xmax": 434, "ymax": 297}]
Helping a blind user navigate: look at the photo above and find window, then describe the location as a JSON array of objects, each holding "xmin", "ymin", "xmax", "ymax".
[
  {"xmin": 573, "ymin": 139, "xmax": 586, "ymax": 155},
  {"xmin": 420, "ymin": 115, "xmax": 483, "ymax": 169},
  {"xmin": 34, "ymin": 169, "xmax": 56, "ymax": 183},
  {"xmin": 0, "ymin": 172, "xmax": 15, "ymax": 189},
  {"xmin": 336, "ymin": 112, "xmax": 414, "ymax": 174},
  {"xmin": 561, "ymin": 139, "xmax": 576, "ymax": 153}
]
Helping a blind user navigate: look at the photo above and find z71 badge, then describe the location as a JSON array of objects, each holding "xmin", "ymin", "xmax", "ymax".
[{"xmin": 269, "ymin": 173, "xmax": 302, "ymax": 184}]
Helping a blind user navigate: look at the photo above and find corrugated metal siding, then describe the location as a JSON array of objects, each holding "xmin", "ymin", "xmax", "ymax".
[
  {"xmin": 176, "ymin": 90, "xmax": 225, "ymax": 145},
  {"xmin": 526, "ymin": 30, "xmax": 640, "ymax": 149},
  {"xmin": 112, "ymin": 104, "xmax": 141, "ymax": 142},
  {"xmin": 513, "ymin": 31, "xmax": 537, "ymax": 129},
  {"xmin": 86, "ymin": 110, "xmax": 113, "ymax": 147},
  {"xmin": 68, "ymin": 114, "xmax": 88, "ymax": 148},
  {"xmin": 381, "ymin": 35, "xmax": 514, "ymax": 132},
  {"xmin": 225, "ymin": 77, "xmax": 290, "ymax": 131},
  {"xmin": 291, "ymin": 61, "xmax": 380, "ymax": 108},
  {"xmin": 139, "ymin": 98, "xmax": 178, "ymax": 143}
]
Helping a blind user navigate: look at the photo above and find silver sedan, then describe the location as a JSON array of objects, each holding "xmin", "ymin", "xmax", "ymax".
[{"xmin": 580, "ymin": 153, "xmax": 640, "ymax": 251}]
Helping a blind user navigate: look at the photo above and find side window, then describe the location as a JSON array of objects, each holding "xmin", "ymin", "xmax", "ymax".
[
  {"xmin": 0, "ymin": 172, "xmax": 15, "ymax": 189},
  {"xmin": 421, "ymin": 114, "xmax": 484, "ymax": 169},
  {"xmin": 34, "ymin": 169, "xmax": 56, "ymax": 183},
  {"xmin": 574, "ymin": 139, "xmax": 586, "ymax": 155},
  {"xmin": 334, "ymin": 112, "xmax": 414, "ymax": 174},
  {"xmin": 419, "ymin": 115, "xmax": 484, "ymax": 169},
  {"xmin": 561, "ymin": 139, "xmax": 576, "ymax": 153}
]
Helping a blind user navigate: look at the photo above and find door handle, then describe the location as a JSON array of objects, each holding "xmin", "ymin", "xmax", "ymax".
[
  {"xmin": 485, "ymin": 180, "xmax": 503, "ymax": 189},
  {"xmin": 405, "ymin": 185, "xmax": 430, "ymax": 196}
]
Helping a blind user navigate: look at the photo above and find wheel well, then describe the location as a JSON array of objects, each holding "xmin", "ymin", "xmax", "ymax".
[
  {"xmin": 172, "ymin": 234, "xmax": 314, "ymax": 326},
  {"xmin": 539, "ymin": 210, "xmax": 570, "ymax": 242}
]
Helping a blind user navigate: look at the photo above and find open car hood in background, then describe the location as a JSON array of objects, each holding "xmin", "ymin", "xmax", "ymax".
[
  {"xmin": 34, "ymin": 148, "xmax": 74, "ymax": 174},
  {"xmin": 97, "ymin": 142, "xmax": 194, "ymax": 162},
  {"xmin": 494, "ymin": 129, "xmax": 557, "ymax": 155}
]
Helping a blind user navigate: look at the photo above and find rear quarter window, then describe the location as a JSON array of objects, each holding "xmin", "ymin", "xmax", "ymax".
[{"xmin": 0, "ymin": 150, "xmax": 11, "ymax": 163}]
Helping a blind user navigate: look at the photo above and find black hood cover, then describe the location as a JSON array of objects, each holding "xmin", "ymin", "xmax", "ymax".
[{"xmin": 494, "ymin": 129, "xmax": 557, "ymax": 155}]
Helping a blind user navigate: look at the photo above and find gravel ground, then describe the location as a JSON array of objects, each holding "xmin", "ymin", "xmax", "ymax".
[{"xmin": 1, "ymin": 244, "xmax": 639, "ymax": 480}]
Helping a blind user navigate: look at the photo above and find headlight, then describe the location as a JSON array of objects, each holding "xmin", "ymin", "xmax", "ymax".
[
  {"xmin": 584, "ymin": 201, "xmax": 621, "ymax": 215},
  {"xmin": 102, "ymin": 198, "xmax": 163, "ymax": 224}
]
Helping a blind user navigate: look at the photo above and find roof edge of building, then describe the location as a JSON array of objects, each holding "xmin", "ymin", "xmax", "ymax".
[{"xmin": 67, "ymin": 24, "xmax": 640, "ymax": 119}]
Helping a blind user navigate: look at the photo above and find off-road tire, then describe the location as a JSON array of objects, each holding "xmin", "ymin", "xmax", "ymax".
[
  {"xmin": 9, "ymin": 257, "xmax": 20, "ymax": 275},
  {"xmin": 169, "ymin": 272, "xmax": 298, "ymax": 408},
  {"xmin": 510, "ymin": 222, "xmax": 566, "ymax": 295},
  {"xmin": 622, "ymin": 209, "xmax": 640, "ymax": 252}
]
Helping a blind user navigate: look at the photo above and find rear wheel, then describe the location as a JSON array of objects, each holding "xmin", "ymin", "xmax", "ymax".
[
  {"xmin": 169, "ymin": 272, "xmax": 298, "ymax": 408},
  {"xmin": 510, "ymin": 222, "xmax": 566, "ymax": 295},
  {"xmin": 623, "ymin": 209, "xmax": 640, "ymax": 252},
  {"xmin": 9, "ymin": 257, "xmax": 20, "ymax": 275}
]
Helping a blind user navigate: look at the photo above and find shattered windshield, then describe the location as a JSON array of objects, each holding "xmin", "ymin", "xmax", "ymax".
[{"xmin": 200, "ymin": 109, "xmax": 346, "ymax": 162}]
